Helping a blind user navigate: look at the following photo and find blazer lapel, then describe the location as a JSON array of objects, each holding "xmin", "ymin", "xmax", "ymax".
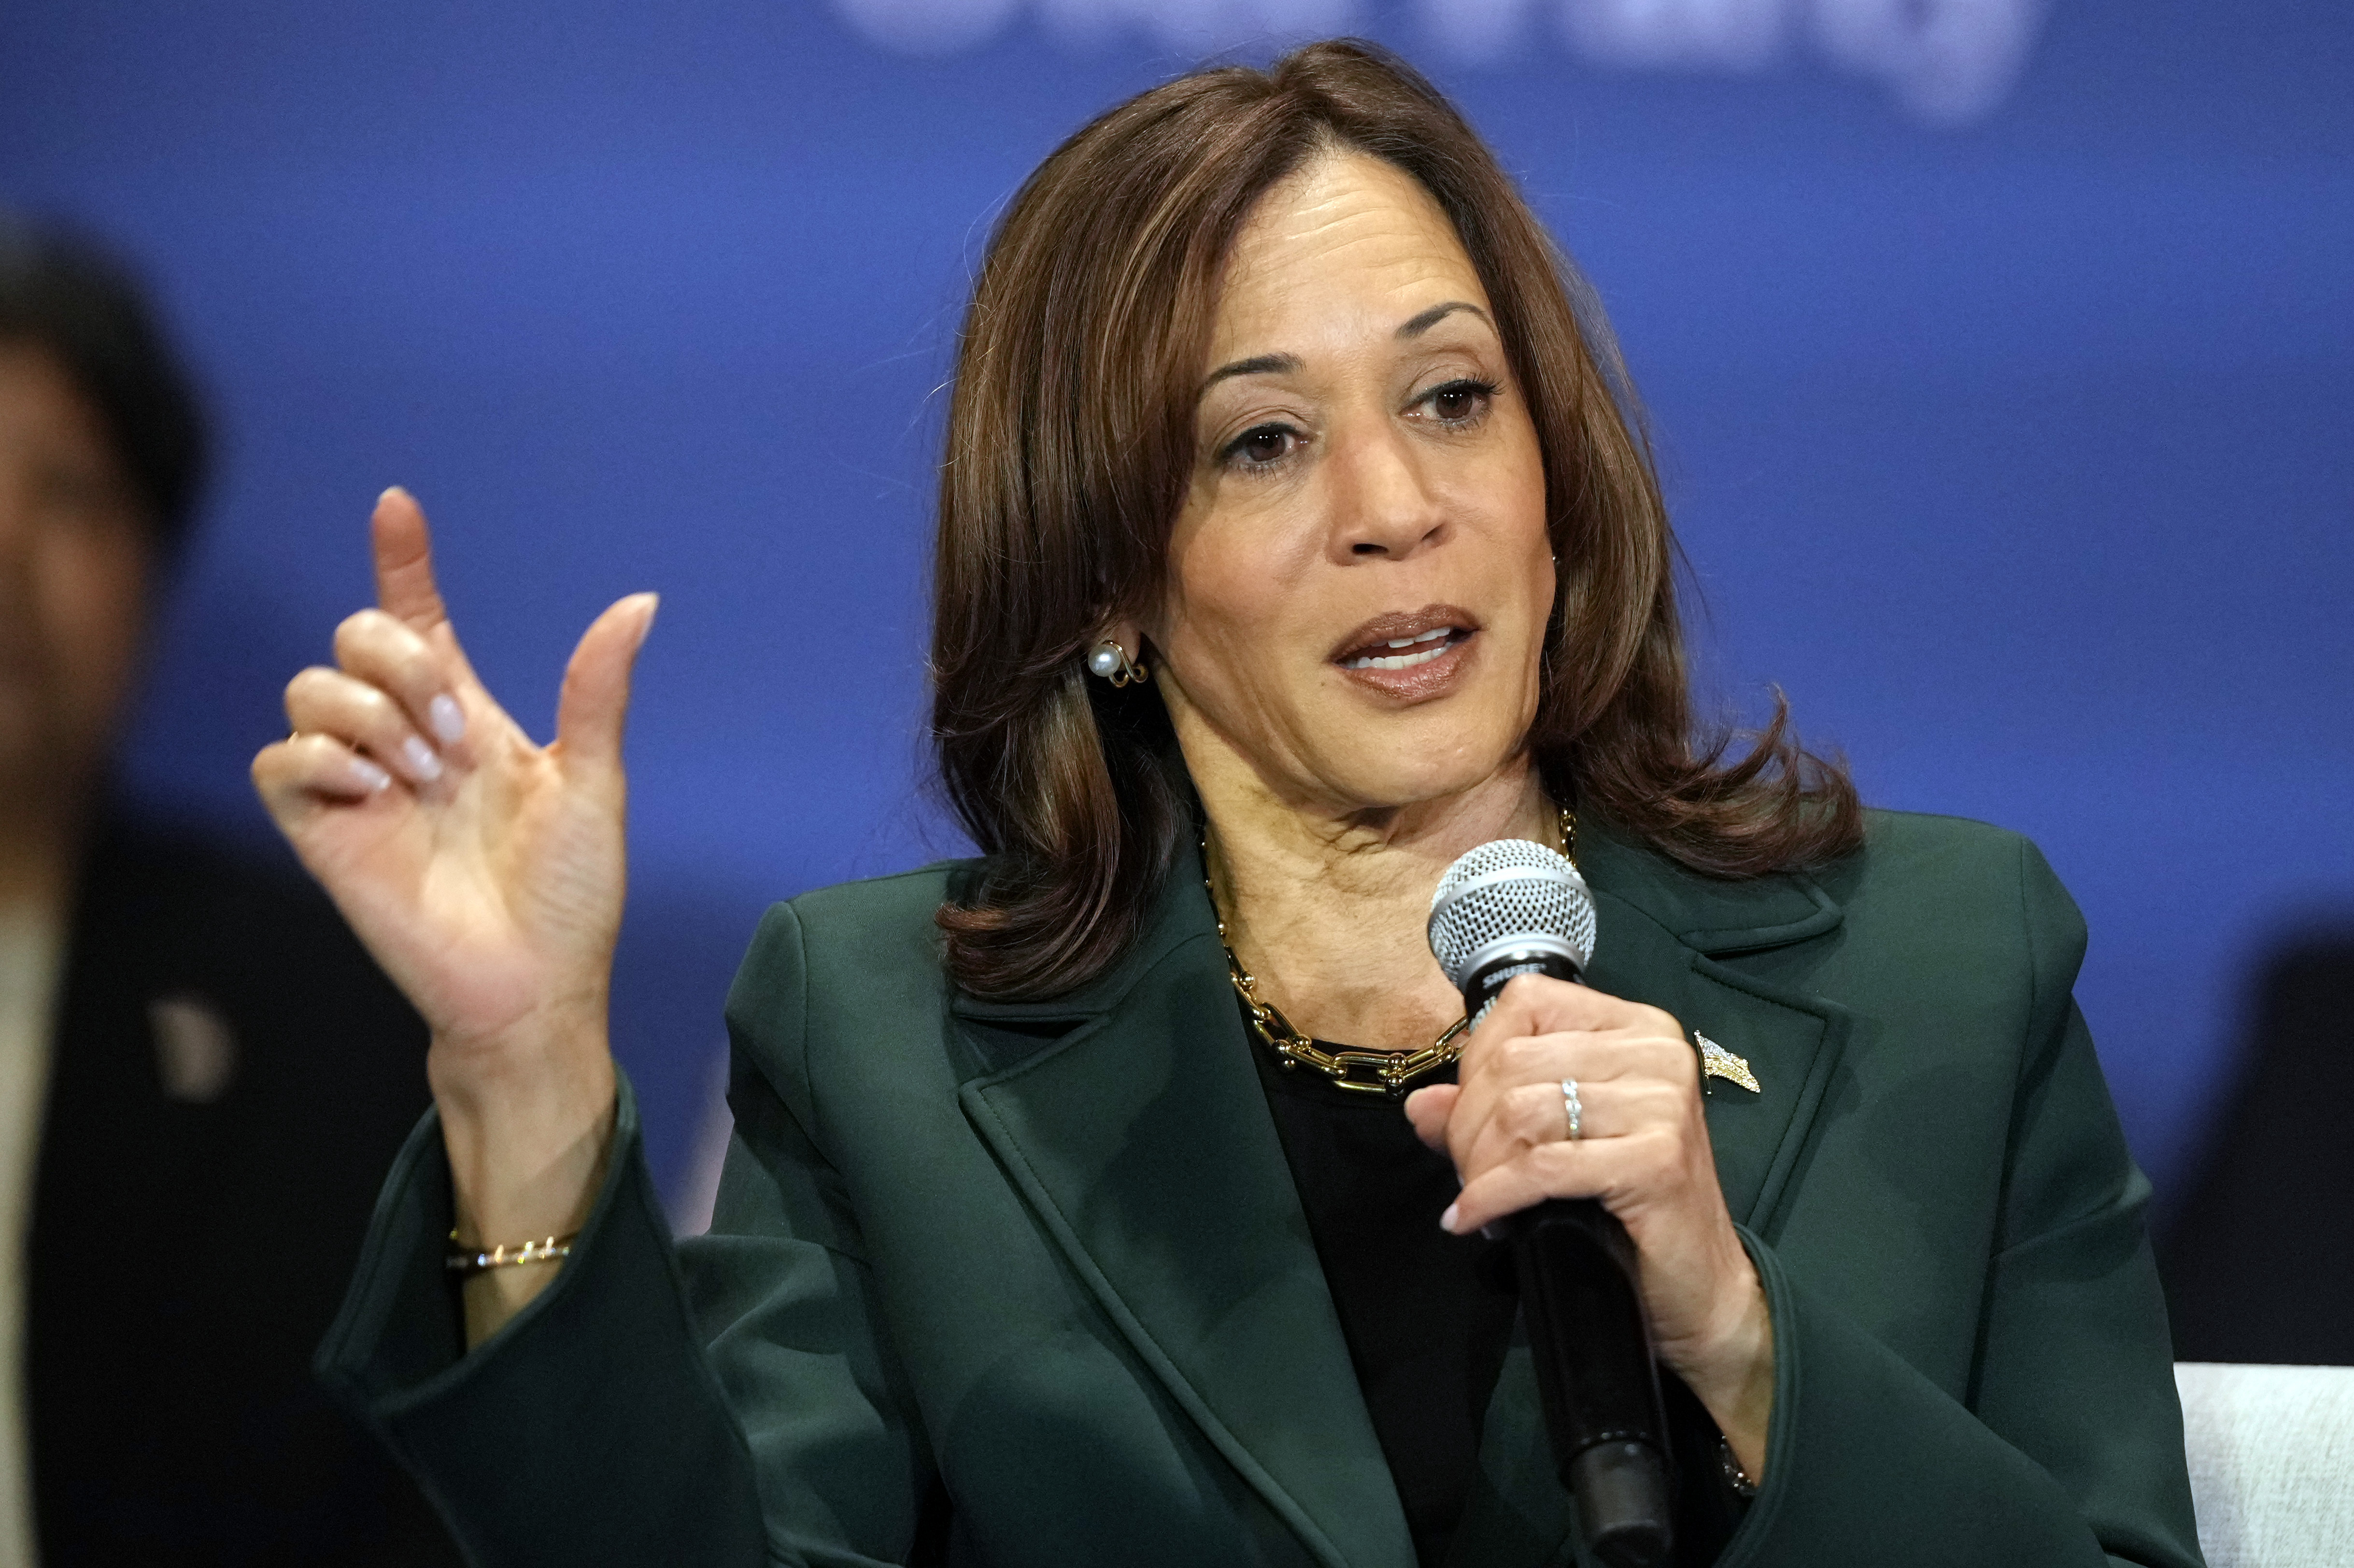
[
  {"xmin": 1576, "ymin": 820, "xmax": 1856, "ymax": 1233},
  {"xmin": 1682, "ymin": 953, "xmax": 1856, "ymax": 1232},
  {"xmin": 955, "ymin": 845, "xmax": 1415, "ymax": 1568}
]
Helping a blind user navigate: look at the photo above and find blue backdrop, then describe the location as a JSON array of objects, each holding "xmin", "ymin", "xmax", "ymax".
[{"xmin": 3, "ymin": 0, "xmax": 2346, "ymax": 1216}]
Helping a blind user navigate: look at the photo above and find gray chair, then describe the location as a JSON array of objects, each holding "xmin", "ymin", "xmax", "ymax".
[{"xmin": 2176, "ymin": 1363, "xmax": 2354, "ymax": 1567}]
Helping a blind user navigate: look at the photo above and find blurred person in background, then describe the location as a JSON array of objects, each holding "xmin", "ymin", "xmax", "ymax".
[
  {"xmin": 2159, "ymin": 932, "xmax": 2354, "ymax": 1368},
  {"xmin": 0, "ymin": 215, "xmax": 459, "ymax": 1564}
]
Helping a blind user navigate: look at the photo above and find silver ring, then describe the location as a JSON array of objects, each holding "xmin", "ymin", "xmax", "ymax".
[{"xmin": 1561, "ymin": 1077, "xmax": 1583, "ymax": 1142}]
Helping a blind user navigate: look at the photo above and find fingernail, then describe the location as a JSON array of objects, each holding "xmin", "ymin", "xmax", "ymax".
[
  {"xmin": 428, "ymin": 693, "xmax": 466, "ymax": 743},
  {"xmin": 1439, "ymin": 1203, "xmax": 1460, "ymax": 1233},
  {"xmin": 379, "ymin": 485, "xmax": 409, "ymax": 505},
  {"xmin": 348, "ymin": 756, "xmax": 392, "ymax": 793},
  {"xmin": 400, "ymin": 735, "xmax": 444, "ymax": 782}
]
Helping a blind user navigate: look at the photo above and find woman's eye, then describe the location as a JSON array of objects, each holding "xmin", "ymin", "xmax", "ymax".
[
  {"xmin": 1420, "ymin": 378, "xmax": 1498, "ymax": 425},
  {"xmin": 1224, "ymin": 424, "xmax": 1299, "ymax": 469}
]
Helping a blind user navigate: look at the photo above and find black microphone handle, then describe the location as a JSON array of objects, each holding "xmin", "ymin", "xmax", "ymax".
[
  {"xmin": 1461, "ymin": 949, "xmax": 1675, "ymax": 1568},
  {"xmin": 1503, "ymin": 1201, "xmax": 1674, "ymax": 1568}
]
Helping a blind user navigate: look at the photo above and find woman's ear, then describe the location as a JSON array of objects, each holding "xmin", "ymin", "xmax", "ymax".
[{"xmin": 1083, "ymin": 618, "xmax": 1146, "ymax": 662}]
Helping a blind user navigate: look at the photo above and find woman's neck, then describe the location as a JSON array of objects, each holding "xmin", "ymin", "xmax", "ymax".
[{"xmin": 1198, "ymin": 756, "xmax": 1556, "ymax": 1052}]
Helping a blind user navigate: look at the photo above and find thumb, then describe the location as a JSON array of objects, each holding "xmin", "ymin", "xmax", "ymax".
[
  {"xmin": 554, "ymin": 593, "xmax": 659, "ymax": 778},
  {"xmin": 1403, "ymin": 1082, "xmax": 1460, "ymax": 1152}
]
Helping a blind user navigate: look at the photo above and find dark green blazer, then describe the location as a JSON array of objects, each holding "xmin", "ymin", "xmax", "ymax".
[{"xmin": 320, "ymin": 810, "xmax": 2203, "ymax": 1568}]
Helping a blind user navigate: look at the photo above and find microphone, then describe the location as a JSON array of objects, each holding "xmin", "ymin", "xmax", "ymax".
[{"xmin": 1428, "ymin": 839, "xmax": 1675, "ymax": 1568}]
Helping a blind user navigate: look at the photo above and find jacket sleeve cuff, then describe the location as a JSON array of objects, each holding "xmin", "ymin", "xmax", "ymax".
[
  {"xmin": 313, "ymin": 1073, "xmax": 767, "ymax": 1568},
  {"xmin": 1718, "ymin": 1229, "xmax": 2114, "ymax": 1568}
]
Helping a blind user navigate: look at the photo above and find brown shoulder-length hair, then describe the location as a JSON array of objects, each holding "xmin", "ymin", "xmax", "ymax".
[{"xmin": 931, "ymin": 39, "xmax": 1860, "ymax": 1002}]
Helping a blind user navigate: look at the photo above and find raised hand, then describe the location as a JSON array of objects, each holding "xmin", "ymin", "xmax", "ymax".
[{"xmin": 252, "ymin": 487, "xmax": 656, "ymax": 1339}]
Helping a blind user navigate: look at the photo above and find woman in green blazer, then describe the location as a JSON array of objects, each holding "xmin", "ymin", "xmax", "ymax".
[{"xmin": 255, "ymin": 42, "xmax": 2202, "ymax": 1568}]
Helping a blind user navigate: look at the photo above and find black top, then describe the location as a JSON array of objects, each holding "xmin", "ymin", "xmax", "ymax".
[{"xmin": 1248, "ymin": 1031, "xmax": 1519, "ymax": 1568}]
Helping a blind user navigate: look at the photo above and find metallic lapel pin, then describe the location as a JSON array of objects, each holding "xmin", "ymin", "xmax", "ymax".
[{"xmin": 1695, "ymin": 1031, "xmax": 1760, "ymax": 1094}]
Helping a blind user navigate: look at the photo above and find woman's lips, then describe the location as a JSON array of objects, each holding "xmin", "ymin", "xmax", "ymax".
[
  {"xmin": 1330, "ymin": 607, "xmax": 1479, "ymax": 701},
  {"xmin": 1330, "ymin": 604, "xmax": 1478, "ymax": 662},
  {"xmin": 1339, "ymin": 624, "xmax": 1456, "ymax": 670}
]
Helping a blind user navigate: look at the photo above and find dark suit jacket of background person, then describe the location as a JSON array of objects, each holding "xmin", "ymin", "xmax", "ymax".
[
  {"xmin": 28, "ymin": 816, "xmax": 463, "ymax": 1566},
  {"xmin": 2158, "ymin": 932, "xmax": 2354, "ymax": 1366},
  {"xmin": 318, "ymin": 809, "xmax": 2204, "ymax": 1568}
]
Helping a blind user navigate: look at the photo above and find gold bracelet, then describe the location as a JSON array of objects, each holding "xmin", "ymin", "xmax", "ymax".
[{"xmin": 445, "ymin": 1229, "xmax": 579, "ymax": 1277}]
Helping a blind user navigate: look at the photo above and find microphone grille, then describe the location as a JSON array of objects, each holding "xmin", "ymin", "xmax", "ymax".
[{"xmin": 1426, "ymin": 838, "xmax": 1597, "ymax": 988}]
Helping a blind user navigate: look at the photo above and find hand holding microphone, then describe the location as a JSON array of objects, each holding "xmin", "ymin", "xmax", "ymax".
[{"xmin": 1403, "ymin": 839, "xmax": 1775, "ymax": 1562}]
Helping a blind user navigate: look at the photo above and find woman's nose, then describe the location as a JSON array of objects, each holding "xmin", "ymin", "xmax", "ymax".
[{"xmin": 1326, "ymin": 424, "xmax": 1446, "ymax": 562}]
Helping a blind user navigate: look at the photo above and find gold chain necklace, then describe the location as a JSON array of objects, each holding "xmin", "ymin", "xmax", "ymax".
[{"xmin": 1207, "ymin": 806, "xmax": 1577, "ymax": 1099}]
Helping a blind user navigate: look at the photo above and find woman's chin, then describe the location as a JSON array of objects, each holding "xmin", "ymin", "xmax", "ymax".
[{"xmin": 1307, "ymin": 739, "xmax": 1532, "ymax": 824}]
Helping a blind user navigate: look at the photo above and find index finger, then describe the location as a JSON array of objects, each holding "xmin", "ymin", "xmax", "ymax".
[
  {"xmin": 1476, "ymin": 972, "xmax": 1632, "ymax": 1045},
  {"xmin": 371, "ymin": 487, "xmax": 451, "ymax": 634}
]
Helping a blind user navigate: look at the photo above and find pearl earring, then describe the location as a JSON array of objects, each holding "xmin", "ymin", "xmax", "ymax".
[{"xmin": 1087, "ymin": 639, "xmax": 1148, "ymax": 687}]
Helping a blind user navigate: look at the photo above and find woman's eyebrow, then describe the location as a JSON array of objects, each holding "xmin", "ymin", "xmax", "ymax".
[
  {"xmin": 1195, "ymin": 302, "xmax": 1491, "ymax": 400},
  {"xmin": 1397, "ymin": 300, "xmax": 1490, "ymax": 339},
  {"xmin": 1197, "ymin": 352, "xmax": 1303, "ymax": 399}
]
